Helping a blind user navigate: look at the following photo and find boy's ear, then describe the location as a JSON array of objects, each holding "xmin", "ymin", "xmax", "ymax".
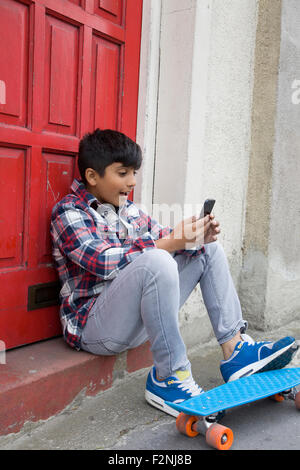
[{"xmin": 85, "ymin": 168, "xmax": 98, "ymax": 186}]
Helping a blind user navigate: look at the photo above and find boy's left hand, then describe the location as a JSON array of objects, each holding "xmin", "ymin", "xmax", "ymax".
[{"xmin": 204, "ymin": 214, "xmax": 220, "ymax": 244}]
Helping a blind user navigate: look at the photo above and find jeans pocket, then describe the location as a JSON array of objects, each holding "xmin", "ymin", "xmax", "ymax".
[
  {"xmin": 101, "ymin": 338, "xmax": 129, "ymax": 354},
  {"xmin": 81, "ymin": 338, "xmax": 129, "ymax": 355}
]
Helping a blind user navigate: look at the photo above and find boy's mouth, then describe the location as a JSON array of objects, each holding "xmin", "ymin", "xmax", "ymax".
[{"xmin": 119, "ymin": 192, "xmax": 129, "ymax": 196}]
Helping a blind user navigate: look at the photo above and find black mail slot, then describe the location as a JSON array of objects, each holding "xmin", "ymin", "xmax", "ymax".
[{"xmin": 28, "ymin": 281, "xmax": 60, "ymax": 311}]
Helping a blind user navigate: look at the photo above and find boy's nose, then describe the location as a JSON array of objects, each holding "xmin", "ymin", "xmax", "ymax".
[{"xmin": 128, "ymin": 175, "xmax": 136, "ymax": 188}]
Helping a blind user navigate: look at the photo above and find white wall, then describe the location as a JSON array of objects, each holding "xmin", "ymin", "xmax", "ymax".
[
  {"xmin": 266, "ymin": 0, "xmax": 300, "ymax": 327},
  {"xmin": 137, "ymin": 0, "xmax": 258, "ymax": 348},
  {"xmin": 136, "ymin": 1, "xmax": 300, "ymax": 348},
  {"xmin": 135, "ymin": 0, "xmax": 300, "ymax": 346},
  {"xmin": 135, "ymin": 0, "xmax": 162, "ymax": 213}
]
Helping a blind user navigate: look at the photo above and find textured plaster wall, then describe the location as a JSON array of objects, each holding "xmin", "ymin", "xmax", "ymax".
[
  {"xmin": 136, "ymin": 0, "xmax": 300, "ymax": 349},
  {"xmin": 266, "ymin": 0, "xmax": 300, "ymax": 327},
  {"xmin": 239, "ymin": 0, "xmax": 300, "ymax": 330},
  {"xmin": 152, "ymin": 0, "xmax": 258, "ymax": 347},
  {"xmin": 239, "ymin": 0, "xmax": 283, "ymax": 329}
]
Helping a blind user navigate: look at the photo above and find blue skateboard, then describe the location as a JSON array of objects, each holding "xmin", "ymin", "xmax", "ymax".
[{"xmin": 166, "ymin": 368, "xmax": 300, "ymax": 450}]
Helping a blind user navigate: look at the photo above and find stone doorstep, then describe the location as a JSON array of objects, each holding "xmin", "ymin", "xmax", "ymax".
[{"xmin": 0, "ymin": 337, "xmax": 153, "ymax": 436}]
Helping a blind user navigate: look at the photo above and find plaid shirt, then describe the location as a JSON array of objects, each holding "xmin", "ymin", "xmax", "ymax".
[{"xmin": 50, "ymin": 179, "xmax": 205, "ymax": 350}]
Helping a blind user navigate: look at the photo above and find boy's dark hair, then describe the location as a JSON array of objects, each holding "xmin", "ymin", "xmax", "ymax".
[{"xmin": 78, "ymin": 129, "xmax": 142, "ymax": 184}]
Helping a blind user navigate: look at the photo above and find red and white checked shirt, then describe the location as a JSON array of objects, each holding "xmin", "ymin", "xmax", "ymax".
[{"xmin": 50, "ymin": 179, "xmax": 205, "ymax": 350}]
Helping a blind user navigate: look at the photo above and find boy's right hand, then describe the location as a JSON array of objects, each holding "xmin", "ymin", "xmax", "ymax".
[{"xmin": 170, "ymin": 214, "xmax": 212, "ymax": 250}]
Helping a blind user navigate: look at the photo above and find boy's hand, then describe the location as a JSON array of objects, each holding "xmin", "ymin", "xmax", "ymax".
[
  {"xmin": 170, "ymin": 213, "xmax": 220, "ymax": 251},
  {"xmin": 204, "ymin": 213, "xmax": 221, "ymax": 244},
  {"xmin": 155, "ymin": 213, "xmax": 221, "ymax": 252}
]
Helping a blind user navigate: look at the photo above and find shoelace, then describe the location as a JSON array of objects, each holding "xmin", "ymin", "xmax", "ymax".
[
  {"xmin": 178, "ymin": 375, "xmax": 204, "ymax": 397},
  {"xmin": 241, "ymin": 333, "xmax": 270, "ymax": 346}
]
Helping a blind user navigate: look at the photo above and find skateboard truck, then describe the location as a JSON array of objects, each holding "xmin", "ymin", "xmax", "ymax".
[
  {"xmin": 190, "ymin": 411, "xmax": 223, "ymax": 435},
  {"xmin": 176, "ymin": 410, "xmax": 234, "ymax": 450},
  {"xmin": 271, "ymin": 385, "xmax": 300, "ymax": 403}
]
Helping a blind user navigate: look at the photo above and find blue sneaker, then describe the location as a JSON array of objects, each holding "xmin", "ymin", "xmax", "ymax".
[
  {"xmin": 220, "ymin": 334, "xmax": 296, "ymax": 383},
  {"xmin": 145, "ymin": 367, "xmax": 204, "ymax": 417}
]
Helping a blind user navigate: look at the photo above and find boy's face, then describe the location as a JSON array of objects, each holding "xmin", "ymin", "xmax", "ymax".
[{"xmin": 85, "ymin": 162, "xmax": 137, "ymax": 207}]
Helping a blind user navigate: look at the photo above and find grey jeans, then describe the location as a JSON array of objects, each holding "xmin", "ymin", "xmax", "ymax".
[{"xmin": 80, "ymin": 242, "xmax": 246, "ymax": 379}]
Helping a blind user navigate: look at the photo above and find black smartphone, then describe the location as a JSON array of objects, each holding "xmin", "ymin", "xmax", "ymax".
[{"xmin": 199, "ymin": 199, "xmax": 215, "ymax": 219}]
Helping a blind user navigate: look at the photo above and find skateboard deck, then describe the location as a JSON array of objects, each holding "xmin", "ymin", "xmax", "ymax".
[
  {"xmin": 165, "ymin": 368, "xmax": 300, "ymax": 450},
  {"xmin": 166, "ymin": 368, "xmax": 300, "ymax": 417}
]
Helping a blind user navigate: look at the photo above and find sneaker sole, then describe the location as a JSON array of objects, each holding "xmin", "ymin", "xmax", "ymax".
[
  {"xmin": 227, "ymin": 341, "xmax": 296, "ymax": 382},
  {"xmin": 259, "ymin": 343, "xmax": 298, "ymax": 373},
  {"xmin": 145, "ymin": 390, "xmax": 179, "ymax": 418}
]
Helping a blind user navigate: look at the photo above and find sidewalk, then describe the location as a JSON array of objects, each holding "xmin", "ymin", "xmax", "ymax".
[{"xmin": 0, "ymin": 322, "xmax": 299, "ymax": 451}]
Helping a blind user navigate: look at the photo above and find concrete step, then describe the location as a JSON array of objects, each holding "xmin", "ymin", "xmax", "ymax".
[{"xmin": 0, "ymin": 337, "xmax": 153, "ymax": 436}]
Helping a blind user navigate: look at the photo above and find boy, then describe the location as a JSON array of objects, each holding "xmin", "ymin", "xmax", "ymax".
[{"xmin": 51, "ymin": 129, "xmax": 296, "ymax": 417}]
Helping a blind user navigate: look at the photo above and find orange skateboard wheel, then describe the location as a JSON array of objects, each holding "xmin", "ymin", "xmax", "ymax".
[
  {"xmin": 176, "ymin": 412, "xmax": 199, "ymax": 437},
  {"xmin": 272, "ymin": 393, "xmax": 285, "ymax": 402},
  {"xmin": 206, "ymin": 423, "xmax": 234, "ymax": 450}
]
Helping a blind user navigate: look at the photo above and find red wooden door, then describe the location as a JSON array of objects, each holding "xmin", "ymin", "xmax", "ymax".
[{"xmin": 0, "ymin": 0, "xmax": 143, "ymax": 349}]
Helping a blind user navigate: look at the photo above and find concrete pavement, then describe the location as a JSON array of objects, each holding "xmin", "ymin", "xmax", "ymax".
[{"xmin": 0, "ymin": 322, "xmax": 299, "ymax": 451}]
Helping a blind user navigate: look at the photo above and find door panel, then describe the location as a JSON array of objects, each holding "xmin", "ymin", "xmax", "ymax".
[
  {"xmin": 0, "ymin": 0, "xmax": 143, "ymax": 349},
  {"xmin": 95, "ymin": 0, "xmax": 123, "ymax": 25},
  {"xmin": 0, "ymin": 146, "xmax": 26, "ymax": 268},
  {"xmin": 44, "ymin": 14, "xmax": 80, "ymax": 135},
  {"xmin": 91, "ymin": 36, "xmax": 121, "ymax": 130},
  {"xmin": 0, "ymin": 0, "xmax": 30, "ymax": 127},
  {"xmin": 38, "ymin": 152, "xmax": 76, "ymax": 265}
]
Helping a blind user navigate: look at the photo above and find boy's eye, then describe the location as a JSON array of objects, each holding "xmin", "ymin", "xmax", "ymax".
[{"xmin": 118, "ymin": 170, "xmax": 137, "ymax": 176}]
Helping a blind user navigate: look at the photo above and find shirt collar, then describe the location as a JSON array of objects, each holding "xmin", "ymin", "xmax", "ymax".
[{"xmin": 71, "ymin": 178, "xmax": 98, "ymax": 207}]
